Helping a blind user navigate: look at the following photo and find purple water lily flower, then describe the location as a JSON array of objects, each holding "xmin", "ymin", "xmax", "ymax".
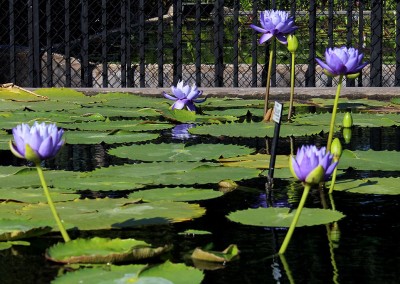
[
  {"xmin": 250, "ymin": 10, "xmax": 298, "ymax": 45},
  {"xmin": 10, "ymin": 122, "xmax": 64, "ymax": 162},
  {"xmin": 163, "ymin": 80, "xmax": 206, "ymax": 111},
  {"xmin": 316, "ymin": 46, "xmax": 368, "ymax": 77},
  {"xmin": 290, "ymin": 145, "xmax": 337, "ymax": 184}
]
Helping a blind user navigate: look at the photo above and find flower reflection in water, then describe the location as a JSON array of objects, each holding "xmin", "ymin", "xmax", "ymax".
[{"xmin": 171, "ymin": 123, "xmax": 197, "ymax": 140}]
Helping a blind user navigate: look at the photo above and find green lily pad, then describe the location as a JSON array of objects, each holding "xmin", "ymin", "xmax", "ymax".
[
  {"xmin": 18, "ymin": 199, "xmax": 206, "ymax": 230},
  {"xmin": 330, "ymin": 177, "xmax": 400, "ymax": 195},
  {"xmin": 227, "ymin": 207, "xmax": 345, "ymax": 227},
  {"xmin": 108, "ymin": 143, "xmax": 254, "ymax": 162},
  {"xmin": 179, "ymin": 229, "xmax": 212, "ymax": 236},
  {"xmin": 52, "ymin": 261, "xmax": 204, "ymax": 284},
  {"xmin": 0, "ymin": 240, "xmax": 30, "ymax": 251},
  {"xmin": 189, "ymin": 121, "xmax": 325, "ymax": 138},
  {"xmin": 61, "ymin": 120, "xmax": 172, "ymax": 132},
  {"xmin": 219, "ymin": 153, "xmax": 289, "ymax": 169},
  {"xmin": 69, "ymin": 106, "xmax": 161, "ymax": 118},
  {"xmin": 339, "ymin": 149, "xmax": 400, "ymax": 171},
  {"xmin": 64, "ymin": 130, "xmax": 159, "ymax": 144},
  {"xmin": 0, "ymin": 218, "xmax": 52, "ymax": 241},
  {"xmin": 46, "ymin": 237, "xmax": 171, "ymax": 264},
  {"xmin": 0, "ymin": 187, "xmax": 80, "ymax": 203},
  {"xmin": 129, "ymin": 187, "xmax": 223, "ymax": 202},
  {"xmin": 191, "ymin": 244, "xmax": 240, "ymax": 263}
]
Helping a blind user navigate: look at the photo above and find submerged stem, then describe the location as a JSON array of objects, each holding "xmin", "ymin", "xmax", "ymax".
[
  {"xmin": 327, "ymin": 75, "xmax": 343, "ymax": 150},
  {"xmin": 278, "ymin": 183, "xmax": 311, "ymax": 254},
  {"xmin": 264, "ymin": 42, "xmax": 275, "ymax": 117},
  {"xmin": 35, "ymin": 164, "xmax": 71, "ymax": 242}
]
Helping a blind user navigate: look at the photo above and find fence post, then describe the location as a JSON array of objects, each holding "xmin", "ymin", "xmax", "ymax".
[
  {"xmin": 157, "ymin": 0, "xmax": 164, "ymax": 87},
  {"xmin": 305, "ymin": 0, "xmax": 316, "ymax": 87},
  {"xmin": 28, "ymin": 0, "xmax": 41, "ymax": 87},
  {"xmin": 370, "ymin": 0, "xmax": 383, "ymax": 87},
  {"xmin": 396, "ymin": 2, "xmax": 400, "ymax": 86},
  {"xmin": 81, "ymin": 0, "xmax": 91, "ymax": 87},
  {"xmin": 139, "ymin": 0, "xmax": 145, "ymax": 87},
  {"xmin": 173, "ymin": 0, "xmax": 183, "ymax": 85},
  {"xmin": 8, "ymin": 0, "xmax": 16, "ymax": 84},
  {"xmin": 214, "ymin": 0, "xmax": 224, "ymax": 87}
]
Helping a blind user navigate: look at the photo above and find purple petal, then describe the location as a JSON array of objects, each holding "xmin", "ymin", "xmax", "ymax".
[
  {"xmin": 250, "ymin": 24, "xmax": 266, "ymax": 33},
  {"xmin": 259, "ymin": 33, "xmax": 274, "ymax": 44},
  {"xmin": 163, "ymin": 92, "xmax": 178, "ymax": 101},
  {"xmin": 172, "ymin": 100, "xmax": 186, "ymax": 110}
]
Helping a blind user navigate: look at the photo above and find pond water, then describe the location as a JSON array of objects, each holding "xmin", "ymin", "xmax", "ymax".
[{"xmin": 1, "ymin": 123, "xmax": 399, "ymax": 283}]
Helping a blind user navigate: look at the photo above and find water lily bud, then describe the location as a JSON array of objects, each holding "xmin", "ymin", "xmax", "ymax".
[
  {"xmin": 287, "ymin": 34, "xmax": 299, "ymax": 53},
  {"xmin": 346, "ymin": 72, "xmax": 360, "ymax": 79},
  {"xmin": 330, "ymin": 138, "xmax": 342, "ymax": 160},
  {"xmin": 342, "ymin": 127, "xmax": 352, "ymax": 144},
  {"xmin": 343, "ymin": 112, "xmax": 353, "ymax": 128}
]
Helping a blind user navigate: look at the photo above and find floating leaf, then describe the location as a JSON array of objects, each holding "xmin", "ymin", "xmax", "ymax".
[
  {"xmin": 62, "ymin": 120, "xmax": 172, "ymax": 132},
  {"xmin": 227, "ymin": 207, "xmax": 345, "ymax": 227},
  {"xmin": 179, "ymin": 229, "xmax": 212, "ymax": 236},
  {"xmin": 330, "ymin": 177, "xmax": 400, "ymax": 195},
  {"xmin": 52, "ymin": 261, "xmax": 204, "ymax": 284},
  {"xmin": 0, "ymin": 218, "xmax": 52, "ymax": 241},
  {"xmin": 46, "ymin": 237, "xmax": 171, "ymax": 264},
  {"xmin": 64, "ymin": 130, "xmax": 159, "ymax": 144},
  {"xmin": 0, "ymin": 240, "xmax": 30, "ymax": 251},
  {"xmin": 191, "ymin": 244, "xmax": 240, "ymax": 263},
  {"xmin": 109, "ymin": 143, "xmax": 254, "ymax": 162},
  {"xmin": 129, "ymin": 187, "xmax": 223, "ymax": 202},
  {"xmin": 219, "ymin": 153, "xmax": 289, "ymax": 169},
  {"xmin": 339, "ymin": 149, "xmax": 400, "ymax": 171},
  {"xmin": 0, "ymin": 187, "xmax": 80, "ymax": 203}
]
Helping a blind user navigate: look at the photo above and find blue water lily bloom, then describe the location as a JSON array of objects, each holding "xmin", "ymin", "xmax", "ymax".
[
  {"xmin": 10, "ymin": 122, "xmax": 64, "ymax": 162},
  {"xmin": 290, "ymin": 145, "xmax": 337, "ymax": 184},
  {"xmin": 316, "ymin": 46, "xmax": 368, "ymax": 77},
  {"xmin": 250, "ymin": 10, "xmax": 298, "ymax": 45},
  {"xmin": 163, "ymin": 80, "xmax": 206, "ymax": 111}
]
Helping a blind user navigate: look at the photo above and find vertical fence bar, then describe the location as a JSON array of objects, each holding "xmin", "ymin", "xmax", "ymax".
[
  {"xmin": 28, "ymin": 0, "xmax": 34, "ymax": 86},
  {"xmin": 126, "ymin": 0, "xmax": 132, "ymax": 87},
  {"xmin": 233, "ymin": 0, "xmax": 239, "ymax": 87},
  {"xmin": 8, "ymin": 0, "xmax": 16, "ymax": 84},
  {"xmin": 101, "ymin": 0, "xmax": 108, "ymax": 87},
  {"xmin": 121, "ymin": 0, "xmax": 127, "ymax": 87},
  {"xmin": 33, "ymin": 0, "xmax": 40, "ymax": 87},
  {"xmin": 173, "ymin": 0, "xmax": 183, "ymax": 85},
  {"xmin": 370, "ymin": 0, "xmax": 383, "ymax": 87},
  {"xmin": 81, "ymin": 0, "xmax": 90, "ymax": 87},
  {"xmin": 326, "ymin": 0, "xmax": 334, "ymax": 87},
  {"xmin": 270, "ymin": 0, "xmax": 276, "ymax": 87},
  {"xmin": 139, "ymin": 0, "xmax": 145, "ymax": 87},
  {"xmin": 261, "ymin": 0, "xmax": 271, "ymax": 87},
  {"xmin": 396, "ymin": 1, "xmax": 400, "ymax": 86},
  {"xmin": 213, "ymin": 0, "xmax": 224, "ymax": 87},
  {"xmin": 305, "ymin": 0, "xmax": 316, "ymax": 87},
  {"xmin": 195, "ymin": 0, "xmax": 202, "ymax": 86},
  {"xmin": 64, "ymin": 0, "xmax": 71, "ymax": 87},
  {"xmin": 346, "ymin": 0, "xmax": 355, "ymax": 87},
  {"xmin": 157, "ymin": 0, "xmax": 164, "ymax": 87},
  {"xmin": 358, "ymin": 0, "xmax": 365, "ymax": 87},
  {"xmin": 252, "ymin": 2, "xmax": 258, "ymax": 87},
  {"xmin": 45, "ymin": 0, "xmax": 53, "ymax": 87}
]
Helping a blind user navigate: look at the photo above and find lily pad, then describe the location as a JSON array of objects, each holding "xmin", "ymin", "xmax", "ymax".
[
  {"xmin": 227, "ymin": 207, "xmax": 345, "ymax": 227},
  {"xmin": 52, "ymin": 261, "xmax": 204, "ymax": 284},
  {"xmin": 0, "ymin": 218, "xmax": 52, "ymax": 241},
  {"xmin": 0, "ymin": 187, "xmax": 80, "ymax": 203},
  {"xmin": 219, "ymin": 153, "xmax": 289, "ymax": 169},
  {"xmin": 330, "ymin": 177, "xmax": 400, "ymax": 195},
  {"xmin": 108, "ymin": 143, "xmax": 254, "ymax": 162},
  {"xmin": 61, "ymin": 120, "xmax": 172, "ymax": 132},
  {"xmin": 129, "ymin": 187, "xmax": 223, "ymax": 202},
  {"xmin": 0, "ymin": 240, "xmax": 30, "ymax": 251},
  {"xmin": 339, "ymin": 149, "xmax": 400, "ymax": 171},
  {"xmin": 191, "ymin": 244, "xmax": 240, "ymax": 263},
  {"xmin": 46, "ymin": 237, "xmax": 171, "ymax": 263},
  {"xmin": 64, "ymin": 130, "xmax": 159, "ymax": 144}
]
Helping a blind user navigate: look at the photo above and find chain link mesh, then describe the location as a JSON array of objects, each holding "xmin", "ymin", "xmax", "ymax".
[{"xmin": 0, "ymin": 1, "xmax": 396, "ymax": 88}]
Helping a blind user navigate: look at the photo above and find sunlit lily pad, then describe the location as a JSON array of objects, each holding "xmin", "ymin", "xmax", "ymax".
[
  {"xmin": 46, "ymin": 237, "xmax": 171, "ymax": 263},
  {"xmin": 0, "ymin": 218, "xmax": 52, "ymax": 241},
  {"xmin": 18, "ymin": 199, "xmax": 206, "ymax": 230},
  {"xmin": 227, "ymin": 207, "xmax": 345, "ymax": 227},
  {"xmin": 330, "ymin": 177, "xmax": 400, "ymax": 195},
  {"xmin": 339, "ymin": 149, "xmax": 400, "ymax": 171},
  {"xmin": 219, "ymin": 153, "xmax": 289, "ymax": 169},
  {"xmin": 108, "ymin": 143, "xmax": 254, "ymax": 162},
  {"xmin": 69, "ymin": 106, "xmax": 161, "ymax": 118},
  {"xmin": 179, "ymin": 229, "xmax": 212, "ymax": 236},
  {"xmin": 52, "ymin": 261, "xmax": 204, "ymax": 284},
  {"xmin": 129, "ymin": 187, "xmax": 223, "ymax": 202},
  {"xmin": 64, "ymin": 130, "xmax": 159, "ymax": 144},
  {"xmin": 62, "ymin": 120, "xmax": 172, "ymax": 132},
  {"xmin": 191, "ymin": 244, "xmax": 240, "ymax": 263},
  {"xmin": 0, "ymin": 240, "xmax": 30, "ymax": 251},
  {"xmin": 0, "ymin": 187, "xmax": 80, "ymax": 203},
  {"xmin": 189, "ymin": 121, "xmax": 325, "ymax": 138}
]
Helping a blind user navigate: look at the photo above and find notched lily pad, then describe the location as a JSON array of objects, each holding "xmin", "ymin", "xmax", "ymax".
[
  {"xmin": 46, "ymin": 237, "xmax": 171, "ymax": 264},
  {"xmin": 0, "ymin": 218, "xmax": 52, "ymax": 241},
  {"xmin": 330, "ymin": 177, "xmax": 400, "ymax": 195},
  {"xmin": 227, "ymin": 207, "xmax": 345, "ymax": 227},
  {"xmin": 129, "ymin": 187, "xmax": 223, "ymax": 202},
  {"xmin": 191, "ymin": 244, "xmax": 240, "ymax": 263}
]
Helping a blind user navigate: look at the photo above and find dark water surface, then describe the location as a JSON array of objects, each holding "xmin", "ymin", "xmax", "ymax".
[{"xmin": 0, "ymin": 125, "xmax": 399, "ymax": 284}]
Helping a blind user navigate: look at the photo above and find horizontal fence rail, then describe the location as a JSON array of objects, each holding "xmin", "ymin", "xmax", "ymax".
[{"xmin": 0, "ymin": 0, "xmax": 398, "ymax": 88}]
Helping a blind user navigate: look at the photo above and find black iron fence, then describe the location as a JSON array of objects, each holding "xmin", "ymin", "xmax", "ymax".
[{"xmin": 0, "ymin": 0, "xmax": 397, "ymax": 88}]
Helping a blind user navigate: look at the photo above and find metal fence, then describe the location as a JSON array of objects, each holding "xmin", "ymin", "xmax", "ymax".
[{"xmin": 0, "ymin": 0, "xmax": 396, "ymax": 88}]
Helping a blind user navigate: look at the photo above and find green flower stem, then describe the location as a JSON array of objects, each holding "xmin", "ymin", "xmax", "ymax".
[
  {"xmin": 264, "ymin": 41, "xmax": 275, "ymax": 117},
  {"xmin": 279, "ymin": 183, "xmax": 311, "ymax": 254},
  {"xmin": 326, "ymin": 75, "xmax": 344, "ymax": 150},
  {"xmin": 279, "ymin": 254, "xmax": 295, "ymax": 284},
  {"xmin": 35, "ymin": 164, "xmax": 71, "ymax": 242},
  {"xmin": 329, "ymin": 166, "xmax": 338, "ymax": 194},
  {"xmin": 287, "ymin": 51, "xmax": 296, "ymax": 120}
]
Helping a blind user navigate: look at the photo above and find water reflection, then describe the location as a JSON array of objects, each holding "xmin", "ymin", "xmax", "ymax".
[{"xmin": 171, "ymin": 123, "xmax": 197, "ymax": 140}]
